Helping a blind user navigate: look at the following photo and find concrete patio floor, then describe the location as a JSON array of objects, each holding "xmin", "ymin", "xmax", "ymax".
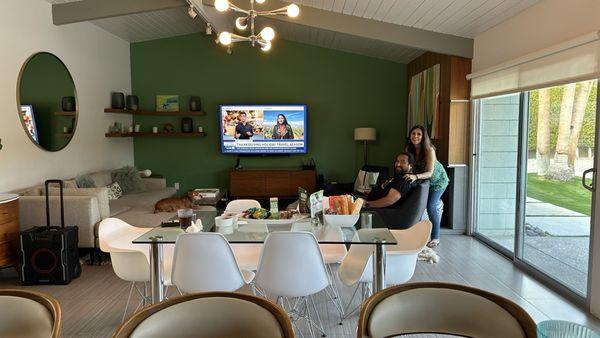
[{"xmin": 486, "ymin": 197, "xmax": 591, "ymax": 295}]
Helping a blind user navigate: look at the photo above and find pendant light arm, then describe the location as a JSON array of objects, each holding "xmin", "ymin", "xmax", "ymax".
[{"xmin": 228, "ymin": 3, "xmax": 249, "ymax": 14}]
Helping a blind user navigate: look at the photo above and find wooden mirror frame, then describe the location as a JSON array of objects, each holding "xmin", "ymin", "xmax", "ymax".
[{"xmin": 16, "ymin": 51, "xmax": 78, "ymax": 152}]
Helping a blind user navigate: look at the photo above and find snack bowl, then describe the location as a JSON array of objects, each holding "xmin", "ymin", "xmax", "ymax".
[{"xmin": 323, "ymin": 214, "xmax": 359, "ymax": 228}]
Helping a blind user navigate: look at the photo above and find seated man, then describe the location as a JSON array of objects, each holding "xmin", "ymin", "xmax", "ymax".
[{"xmin": 364, "ymin": 152, "xmax": 420, "ymax": 209}]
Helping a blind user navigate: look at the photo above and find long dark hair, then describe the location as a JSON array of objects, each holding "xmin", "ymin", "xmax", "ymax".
[
  {"xmin": 406, "ymin": 125, "xmax": 434, "ymax": 163},
  {"xmin": 277, "ymin": 114, "xmax": 289, "ymax": 126}
]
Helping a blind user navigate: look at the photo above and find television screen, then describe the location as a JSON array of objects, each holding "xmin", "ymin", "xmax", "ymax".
[
  {"xmin": 219, "ymin": 105, "xmax": 307, "ymax": 154},
  {"xmin": 20, "ymin": 105, "xmax": 39, "ymax": 144}
]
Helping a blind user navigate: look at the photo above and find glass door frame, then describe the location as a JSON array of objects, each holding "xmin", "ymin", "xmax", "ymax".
[
  {"xmin": 469, "ymin": 81, "xmax": 600, "ymax": 307},
  {"xmin": 469, "ymin": 94, "xmax": 519, "ymax": 260}
]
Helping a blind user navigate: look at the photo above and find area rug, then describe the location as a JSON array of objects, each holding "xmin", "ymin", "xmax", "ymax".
[{"xmin": 418, "ymin": 247, "xmax": 440, "ymax": 264}]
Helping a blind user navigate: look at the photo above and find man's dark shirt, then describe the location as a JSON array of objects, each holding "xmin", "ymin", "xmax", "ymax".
[
  {"xmin": 367, "ymin": 175, "xmax": 419, "ymax": 208},
  {"xmin": 235, "ymin": 123, "xmax": 254, "ymax": 139}
]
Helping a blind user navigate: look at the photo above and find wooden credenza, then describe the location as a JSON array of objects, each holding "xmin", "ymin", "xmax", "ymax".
[
  {"xmin": 0, "ymin": 195, "xmax": 20, "ymax": 267},
  {"xmin": 230, "ymin": 170, "xmax": 316, "ymax": 198}
]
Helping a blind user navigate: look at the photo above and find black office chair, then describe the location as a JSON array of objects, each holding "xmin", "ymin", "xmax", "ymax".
[
  {"xmin": 372, "ymin": 180, "xmax": 430, "ymax": 229},
  {"xmin": 324, "ymin": 165, "xmax": 389, "ymax": 196}
]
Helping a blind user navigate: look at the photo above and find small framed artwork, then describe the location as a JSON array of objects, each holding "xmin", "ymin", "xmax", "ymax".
[{"xmin": 156, "ymin": 95, "xmax": 180, "ymax": 112}]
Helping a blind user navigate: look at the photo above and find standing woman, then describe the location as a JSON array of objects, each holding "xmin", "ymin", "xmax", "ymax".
[
  {"xmin": 271, "ymin": 114, "xmax": 294, "ymax": 139},
  {"xmin": 404, "ymin": 125, "xmax": 449, "ymax": 247}
]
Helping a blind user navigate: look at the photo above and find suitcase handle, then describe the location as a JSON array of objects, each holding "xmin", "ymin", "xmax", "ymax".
[{"xmin": 45, "ymin": 180, "xmax": 65, "ymax": 229}]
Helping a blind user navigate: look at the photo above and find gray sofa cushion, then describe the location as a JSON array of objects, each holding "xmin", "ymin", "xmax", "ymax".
[
  {"xmin": 111, "ymin": 166, "xmax": 146, "ymax": 194},
  {"xmin": 109, "ymin": 204, "xmax": 131, "ymax": 217},
  {"xmin": 76, "ymin": 174, "xmax": 96, "ymax": 188},
  {"xmin": 89, "ymin": 171, "xmax": 112, "ymax": 187}
]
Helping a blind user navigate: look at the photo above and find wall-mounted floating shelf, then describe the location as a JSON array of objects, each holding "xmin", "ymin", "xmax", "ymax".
[
  {"xmin": 104, "ymin": 108, "xmax": 206, "ymax": 116},
  {"xmin": 105, "ymin": 132, "xmax": 207, "ymax": 138}
]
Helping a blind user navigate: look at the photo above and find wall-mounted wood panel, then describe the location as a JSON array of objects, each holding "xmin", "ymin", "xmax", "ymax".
[{"xmin": 407, "ymin": 52, "xmax": 471, "ymax": 165}]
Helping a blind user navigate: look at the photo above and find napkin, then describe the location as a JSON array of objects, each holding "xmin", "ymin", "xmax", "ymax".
[
  {"xmin": 185, "ymin": 224, "xmax": 200, "ymax": 233},
  {"xmin": 185, "ymin": 219, "xmax": 203, "ymax": 233}
]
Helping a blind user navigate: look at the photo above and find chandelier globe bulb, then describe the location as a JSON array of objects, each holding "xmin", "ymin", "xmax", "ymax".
[
  {"xmin": 260, "ymin": 26, "xmax": 275, "ymax": 41},
  {"xmin": 287, "ymin": 4, "xmax": 299, "ymax": 18}
]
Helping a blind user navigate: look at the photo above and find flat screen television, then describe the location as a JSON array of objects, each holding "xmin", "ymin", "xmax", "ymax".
[
  {"xmin": 219, "ymin": 105, "xmax": 307, "ymax": 154},
  {"xmin": 20, "ymin": 105, "xmax": 39, "ymax": 144}
]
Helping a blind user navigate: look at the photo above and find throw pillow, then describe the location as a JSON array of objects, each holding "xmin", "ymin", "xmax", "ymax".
[
  {"xmin": 111, "ymin": 166, "xmax": 147, "ymax": 194},
  {"xmin": 106, "ymin": 182, "xmax": 123, "ymax": 200},
  {"xmin": 354, "ymin": 170, "xmax": 379, "ymax": 194},
  {"xmin": 76, "ymin": 174, "xmax": 96, "ymax": 188}
]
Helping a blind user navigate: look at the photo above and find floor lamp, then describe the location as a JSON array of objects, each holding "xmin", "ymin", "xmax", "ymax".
[{"xmin": 354, "ymin": 128, "xmax": 376, "ymax": 165}]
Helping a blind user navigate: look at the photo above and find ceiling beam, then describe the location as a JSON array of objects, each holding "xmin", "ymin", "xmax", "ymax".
[
  {"xmin": 52, "ymin": 0, "xmax": 188, "ymax": 25},
  {"xmin": 189, "ymin": 0, "xmax": 233, "ymax": 35},
  {"xmin": 202, "ymin": 0, "xmax": 473, "ymax": 58}
]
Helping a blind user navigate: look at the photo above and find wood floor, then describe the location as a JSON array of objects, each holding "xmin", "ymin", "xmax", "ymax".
[{"xmin": 1, "ymin": 234, "xmax": 600, "ymax": 337}]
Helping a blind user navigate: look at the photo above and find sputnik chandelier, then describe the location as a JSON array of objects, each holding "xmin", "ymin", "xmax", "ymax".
[{"xmin": 213, "ymin": 0, "xmax": 300, "ymax": 52}]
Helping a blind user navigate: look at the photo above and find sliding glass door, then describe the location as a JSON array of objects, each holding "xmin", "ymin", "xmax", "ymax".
[
  {"xmin": 521, "ymin": 80, "xmax": 598, "ymax": 296},
  {"xmin": 472, "ymin": 93, "xmax": 521, "ymax": 254},
  {"xmin": 472, "ymin": 79, "xmax": 599, "ymax": 298}
]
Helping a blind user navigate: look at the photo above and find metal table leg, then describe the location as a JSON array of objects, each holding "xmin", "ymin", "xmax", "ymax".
[
  {"xmin": 149, "ymin": 236, "xmax": 164, "ymax": 304},
  {"xmin": 373, "ymin": 241, "xmax": 386, "ymax": 293}
]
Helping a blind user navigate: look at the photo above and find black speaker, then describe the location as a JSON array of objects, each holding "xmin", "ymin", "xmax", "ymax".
[
  {"xmin": 20, "ymin": 180, "xmax": 81, "ymax": 285},
  {"xmin": 20, "ymin": 226, "xmax": 80, "ymax": 285},
  {"xmin": 126, "ymin": 95, "xmax": 139, "ymax": 111},
  {"xmin": 111, "ymin": 92, "xmax": 125, "ymax": 109},
  {"xmin": 181, "ymin": 117, "xmax": 193, "ymax": 133},
  {"xmin": 189, "ymin": 96, "xmax": 202, "ymax": 111},
  {"xmin": 61, "ymin": 96, "xmax": 76, "ymax": 112}
]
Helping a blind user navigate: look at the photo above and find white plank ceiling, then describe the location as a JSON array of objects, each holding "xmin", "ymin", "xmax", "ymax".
[{"xmin": 46, "ymin": 0, "xmax": 539, "ymax": 63}]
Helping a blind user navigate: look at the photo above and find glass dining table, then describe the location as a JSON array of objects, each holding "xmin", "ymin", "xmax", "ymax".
[{"xmin": 133, "ymin": 210, "xmax": 398, "ymax": 304}]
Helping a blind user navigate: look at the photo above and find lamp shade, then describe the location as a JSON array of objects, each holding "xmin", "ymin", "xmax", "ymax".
[{"xmin": 354, "ymin": 128, "xmax": 376, "ymax": 141}]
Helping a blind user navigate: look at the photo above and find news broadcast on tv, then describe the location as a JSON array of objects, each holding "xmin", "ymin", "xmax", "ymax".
[{"xmin": 220, "ymin": 105, "xmax": 307, "ymax": 154}]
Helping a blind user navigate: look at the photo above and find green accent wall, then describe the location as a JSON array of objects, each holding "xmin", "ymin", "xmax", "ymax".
[
  {"xmin": 131, "ymin": 33, "xmax": 407, "ymax": 193},
  {"xmin": 19, "ymin": 52, "xmax": 76, "ymax": 151}
]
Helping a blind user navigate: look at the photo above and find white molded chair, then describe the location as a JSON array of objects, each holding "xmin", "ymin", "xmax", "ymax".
[
  {"xmin": 357, "ymin": 283, "xmax": 537, "ymax": 338},
  {"xmin": 99, "ymin": 218, "xmax": 152, "ymax": 321},
  {"xmin": 226, "ymin": 199, "xmax": 263, "ymax": 270},
  {"xmin": 318, "ymin": 225, "xmax": 348, "ymax": 320},
  {"xmin": 171, "ymin": 232, "xmax": 254, "ymax": 294},
  {"xmin": 255, "ymin": 231, "xmax": 330, "ymax": 337},
  {"xmin": 99, "ymin": 218, "xmax": 176, "ymax": 321},
  {"xmin": 225, "ymin": 199, "xmax": 261, "ymax": 213},
  {"xmin": 0, "ymin": 289, "xmax": 61, "ymax": 338},
  {"xmin": 114, "ymin": 292, "xmax": 294, "ymax": 338},
  {"xmin": 338, "ymin": 220, "xmax": 432, "ymax": 317}
]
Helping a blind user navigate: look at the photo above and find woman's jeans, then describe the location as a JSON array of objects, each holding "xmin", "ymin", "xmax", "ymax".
[{"xmin": 427, "ymin": 188, "xmax": 446, "ymax": 240}]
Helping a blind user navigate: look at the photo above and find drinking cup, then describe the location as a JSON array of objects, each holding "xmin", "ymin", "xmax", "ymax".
[
  {"xmin": 361, "ymin": 212, "xmax": 372, "ymax": 229},
  {"xmin": 178, "ymin": 208, "xmax": 194, "ymax": 230}
]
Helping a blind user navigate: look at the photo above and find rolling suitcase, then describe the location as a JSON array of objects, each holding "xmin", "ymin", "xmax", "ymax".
[{"xmin": 20, "ymin": 179, "xmax": 81, "ymax": 285}]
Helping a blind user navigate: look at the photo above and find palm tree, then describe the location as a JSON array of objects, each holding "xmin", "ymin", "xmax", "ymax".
[
  {"xmin": 547, "ymin": 83, "xmax": 576, "ymax": 180},
  {"xmin": 568, "ymin": 81, "xmax": 594, "ymax": 167},
  {"xmin": 536, "ymin": 88, "xmax": 551, "ymax": 175}
]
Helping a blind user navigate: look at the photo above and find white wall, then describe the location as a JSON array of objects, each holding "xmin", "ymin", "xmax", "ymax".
[
  {"xmin": 472, "ymin": 0, "xmax": 600, "ymax": 72},
  {"xmin": 0, "ymin": 0, "xmax": 133, "ymax": 192}
]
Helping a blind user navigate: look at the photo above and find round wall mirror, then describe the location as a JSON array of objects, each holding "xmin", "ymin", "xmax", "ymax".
[{"xmin": 17, "ymin": 52, "xmax": 78, "ymax": 152}]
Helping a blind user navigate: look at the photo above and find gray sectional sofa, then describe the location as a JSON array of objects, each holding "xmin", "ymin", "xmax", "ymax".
[{"xmin": 13, "ymin": 169, "xmax": 177, "ymax": 251}]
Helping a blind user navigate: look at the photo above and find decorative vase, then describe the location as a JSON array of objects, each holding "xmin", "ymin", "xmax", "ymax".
[
  {"xmin": 61, "ymin": 96, "xmax": 76, "ymax": 112},
  {"xmin": 126, "ymin": 95, "xmax": 139, "ymax": 111},
  {"xmin": 111, "ymin": 92, "xmax": 125, "ymax": 109}
]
